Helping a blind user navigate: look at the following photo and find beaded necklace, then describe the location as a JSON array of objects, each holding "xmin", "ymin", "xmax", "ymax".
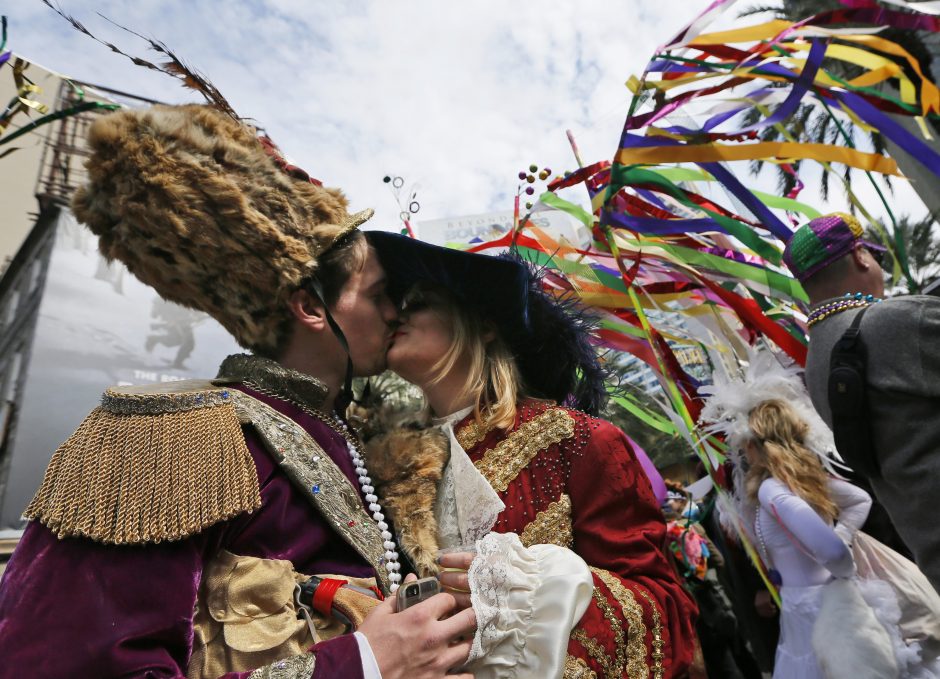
[
  {"xmin": 807, "ymin": 292, "xmax": 882, "ymax": 329},
  {"xmin": 243, "ymin": 380, "xmax": 402, "ymax": 592}
]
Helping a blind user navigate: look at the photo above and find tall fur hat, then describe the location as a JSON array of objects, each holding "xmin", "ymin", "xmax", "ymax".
[{"xmin": 72, "ymin": 104, "xmax": 373, "ymax": 356}]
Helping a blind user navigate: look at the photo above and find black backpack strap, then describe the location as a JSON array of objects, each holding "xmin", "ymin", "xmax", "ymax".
[{"xmin": 828, "ymin": 305, "xmax": 879, "ymax": 478}]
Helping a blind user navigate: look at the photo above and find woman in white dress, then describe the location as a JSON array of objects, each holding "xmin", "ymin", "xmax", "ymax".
[{"xmin": 743, "ymin": 399, "xmax": 871, "ymax": 678}]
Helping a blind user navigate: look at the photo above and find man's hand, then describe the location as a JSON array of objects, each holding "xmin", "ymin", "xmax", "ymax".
[
  {"xmin": 437, "ymin": 552, "xmax": 475, "ymax": 610},
  {"xmin": 359, "ymin": 574, "xmax": 476, "ymax": 679}
]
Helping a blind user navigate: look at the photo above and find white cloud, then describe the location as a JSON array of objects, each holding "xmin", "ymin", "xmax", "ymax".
[
  {"xmin": 6, "ymin": 0, "xmax": 716, "ymax": 228},
  {"xmin": 6, "ymin": 0, "xmax": 928, "ymax": 234}
]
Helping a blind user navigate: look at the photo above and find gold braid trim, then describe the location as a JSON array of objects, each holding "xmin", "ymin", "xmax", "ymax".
[
  {"xmin": 247, "ymin": 652, "xmax": 316, "ymax": 679},
  {"xmin": 638, "ymin": 589, "xmax": 665, "ymax": 679},
  {"xmin": 571, "ymin": 580, "xmax": 629, "ymax": 679},
  {"xmin": 593, "ymin": 568, "xmax": 649, "ymax": 679},
  {"xmin": 24, "ymin": 381, "xmax": 261, "ymax": 544},
  {"xmin": 474, "ymin": 408, "xmax": 574, "ymax": 492},
  {"xmin": 520, "ymin": 494, "xmax": 573, "ymax": 549},
  {"xmin": 564, "ymin": 655, "xmax": 598, "ymax": 679},
  {"xmin": 455, "ymin": 416, "xmax": 495, "ymax": 450}
]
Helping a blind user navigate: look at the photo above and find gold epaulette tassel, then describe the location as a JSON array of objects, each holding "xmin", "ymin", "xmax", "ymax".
[{"xmin": 24, "ymin": 391, "xmax": 262, "ymax": 545}]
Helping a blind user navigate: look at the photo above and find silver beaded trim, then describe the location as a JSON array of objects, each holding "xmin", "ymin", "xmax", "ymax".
[{"xmin": 101, "ymin": 387, "xmax": 233, "ymax": 415}]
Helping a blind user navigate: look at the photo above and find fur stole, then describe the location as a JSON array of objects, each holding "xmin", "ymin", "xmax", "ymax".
[{"xmin": 353, "ymin": 404, "xmax": 448, "ymax": 577}]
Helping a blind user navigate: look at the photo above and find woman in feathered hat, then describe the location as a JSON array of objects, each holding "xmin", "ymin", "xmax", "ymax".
[{"xmin": 362, "ymin": 232, "xmax": 698, "ymax": 679}]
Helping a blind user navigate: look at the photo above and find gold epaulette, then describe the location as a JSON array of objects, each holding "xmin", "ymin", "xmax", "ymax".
[{"xmin": 24, "ymin": 380, "xmax": 262, "ymax": 545}]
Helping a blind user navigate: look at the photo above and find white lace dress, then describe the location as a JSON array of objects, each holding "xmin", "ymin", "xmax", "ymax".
[{"xmin": 434, "ymin": 409, "xmax": 594, "ymax": 679}]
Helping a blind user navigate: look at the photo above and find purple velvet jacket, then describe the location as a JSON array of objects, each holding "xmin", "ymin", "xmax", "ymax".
[{"xmin": 0, "ymin": 386, "xmax": 375, "ymax": 679}]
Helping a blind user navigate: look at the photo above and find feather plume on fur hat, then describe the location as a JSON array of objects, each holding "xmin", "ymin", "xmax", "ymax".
[{"xmin": 72, "ymin": 104, "xmax": 372, "ymax": 356}]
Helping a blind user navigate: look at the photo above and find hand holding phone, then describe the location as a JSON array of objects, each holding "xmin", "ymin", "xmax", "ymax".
[{"xmin": 395, "ymin": 576, "xmax": 441, "ymax": 611}]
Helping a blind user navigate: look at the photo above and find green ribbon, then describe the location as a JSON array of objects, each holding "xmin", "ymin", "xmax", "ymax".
[
  {"xmin": 615, "ymin": 233, "xmax": 808, "ymax": 302},
  {"xmin": 513, "ymin": 244, "xmax": 630, "ymax": 294},
  {"xmin": 608, "ymin": 165, "xmax": 783, "ymax": 264},
  {"xmin": 0, "ymin": 100, "xmax": 121, "ymax": 146},
  {"xmin": 651, "ymin": 168, "xmax": 821, "ymax": 218},
  {"xmin": 539, "ymin": 191, "xmax": 595, "ymax": 228},
  {"xmin": 610, "ymin": 391, "xmax": 679, "ymax": 436}
]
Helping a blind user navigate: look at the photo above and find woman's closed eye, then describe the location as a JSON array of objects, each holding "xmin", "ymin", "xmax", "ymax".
[{"xmin": 400, "ymin": 298, "xmax": 429, "ymax": 314}]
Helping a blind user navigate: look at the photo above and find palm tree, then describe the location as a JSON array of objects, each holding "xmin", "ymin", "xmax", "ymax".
[
  {"xmin": 871, "ymin": 214, "xmax": 940, "ymax": 294},
  {"xmin": 740, "ymin": 0, "xmax": 938, "ymax": 200}
]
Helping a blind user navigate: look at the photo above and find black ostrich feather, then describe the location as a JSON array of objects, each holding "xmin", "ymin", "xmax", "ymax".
[{"xmin": 507, "ymin": 251, "xmax": 611, "ymax": 416}]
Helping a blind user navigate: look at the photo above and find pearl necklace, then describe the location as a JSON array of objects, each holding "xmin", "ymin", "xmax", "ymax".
[
  {"xmin": 243, "ymin": 381, "xmax": 402, "ymax": 592},
  {"xmin": 754, "ymin": 510, "xmax": 782, "ymax": 587},
  {"xmin": 334, "ymin": 417, "xmax": 402, "ymax": 592},
  {"xmin": 807, "ymin": 292, "xmax": 881, "ymax": 329}
]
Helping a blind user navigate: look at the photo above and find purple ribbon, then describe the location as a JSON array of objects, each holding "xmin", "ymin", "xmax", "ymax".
[
  {"xmin": 837, "ymin": 90, "xmax": 940, "ymax": 179},
  {"xmin": 607, "ymin": 213, "xmax": 721, "ymax": 235},
  {"xmin": 697, "ymin": 162, "xmax": 793, "ymax": 242}
]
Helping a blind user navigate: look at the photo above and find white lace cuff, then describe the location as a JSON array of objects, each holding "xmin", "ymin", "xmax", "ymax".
[{"xmin": 464, "ymin": 532, "xmax": 593, "ymax": 679}]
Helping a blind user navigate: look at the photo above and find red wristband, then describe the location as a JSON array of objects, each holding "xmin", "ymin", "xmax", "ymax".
[{"xmin": 312, "ymin": 578, "xmax": 346, "ymax": 617}]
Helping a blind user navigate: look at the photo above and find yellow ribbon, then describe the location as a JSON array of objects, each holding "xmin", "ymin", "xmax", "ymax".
[{"xmin": 616, "ymin": 140, "xmax": 900, "ymax": 175}]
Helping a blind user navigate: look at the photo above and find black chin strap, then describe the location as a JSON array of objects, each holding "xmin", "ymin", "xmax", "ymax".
[{"xmin": 307, "ymin": 278, "xmax": 354, "ymax": 407}]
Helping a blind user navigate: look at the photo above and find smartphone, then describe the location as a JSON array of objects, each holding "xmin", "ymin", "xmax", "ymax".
[{"xmin": 396, "ymin": 576, "xmax": 441, "ymax": 611}]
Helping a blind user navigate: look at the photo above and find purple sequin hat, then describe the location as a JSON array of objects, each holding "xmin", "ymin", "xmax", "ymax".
[{"xmin": 783, "ymin": 212, "xmax": 886, "ymax": 283}]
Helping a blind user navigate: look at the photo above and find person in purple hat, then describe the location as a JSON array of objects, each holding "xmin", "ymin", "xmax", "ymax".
[{"xmin": 784, "ymin": 212, "xmax": 940, "ymax": 593}]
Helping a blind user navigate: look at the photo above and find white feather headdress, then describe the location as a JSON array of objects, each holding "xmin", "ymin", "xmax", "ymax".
[
  {"xmin": 698, "ymin": 348, "xmax": 846, "ymax": 539},
  {"xmin": 699, "ymin": 349, "xmax": 842, "ymax": 466}
]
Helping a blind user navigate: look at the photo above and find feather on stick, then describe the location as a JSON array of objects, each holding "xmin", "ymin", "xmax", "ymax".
[{"xmin": 42, "ymin": 0, "xmax": 238, "ymax": 120}]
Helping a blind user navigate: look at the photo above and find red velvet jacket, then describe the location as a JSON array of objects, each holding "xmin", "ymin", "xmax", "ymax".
[{"xmin": 456, "ymin": 400, "xmax": 698, "ymax": 678}]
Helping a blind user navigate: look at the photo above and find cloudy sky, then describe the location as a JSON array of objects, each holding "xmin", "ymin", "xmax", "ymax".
[
  {"xmin": 6, "ymin": 1, "xmax": 928, "ymax": 232},
  {"xmin": 6, "ymin": 0, "xmax": 730, "ymax": 228}
]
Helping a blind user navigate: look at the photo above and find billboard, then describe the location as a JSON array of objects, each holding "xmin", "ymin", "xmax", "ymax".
[
  {"xmin": 414, "ymin": 207, "xmax": 590, "ymax": 248},
  {"xmin": 0, "ymin": 211, "xmax": 240, "ymax": 528}
]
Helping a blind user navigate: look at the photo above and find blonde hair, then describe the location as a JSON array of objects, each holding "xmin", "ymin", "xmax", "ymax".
[
  {"xmin": 411, "ymin": 284, "xmax": 523, "ymax": 431},
  {"xmin": 744, "ymin": 399, "xmax": 838, "ymax": 522}
]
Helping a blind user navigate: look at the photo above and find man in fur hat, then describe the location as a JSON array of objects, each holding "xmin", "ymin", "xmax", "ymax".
[{"xmin": 0, "ymin": 105, "xmax": 476, "ymax": 678}]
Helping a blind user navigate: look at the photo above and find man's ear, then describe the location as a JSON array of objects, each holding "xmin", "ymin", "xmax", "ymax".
[
  {"xmin": 287, "ymin": 289, "xmax": 329, "ymax": 333},
  {"xmin": 851, "ymin": 245, "xmax": 870, "ymax": 272}
]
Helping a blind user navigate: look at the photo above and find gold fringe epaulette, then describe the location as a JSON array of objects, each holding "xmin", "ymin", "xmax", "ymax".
[{"xmin": 24, "ymin": 380, "xmax": 262, "ymax": 545}]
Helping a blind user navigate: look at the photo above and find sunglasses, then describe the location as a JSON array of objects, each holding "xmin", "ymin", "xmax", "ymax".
[{"xmin": 399, "ymin": 287, "xmax": 448, "ymax": 315}]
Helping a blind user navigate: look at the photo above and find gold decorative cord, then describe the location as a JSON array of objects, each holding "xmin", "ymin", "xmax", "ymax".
[
  {"xmin": 474, "ymin": 408, "xmax": 574, "ymax": 492},
  {"xmin": 593, "ymin": 568, "xmax": 649, "ymax": 679},
  {"xmin": 455, "ymin": 415, "xmax": 495, "ymax": 450},
  {"xmin": 571, "ymin": 583, "xmax": 629, "ymax": 679},
  {"xmin": 638, "ymin": 589, "xmax": 665, "ymax": 679},
  {"xmin": 520, "ymin": 494, "xmax": 574, "ymax": 549},
  {"xmin": 247, "ymin": 652, "xmax": 316, "ymax": 679},
  {"xmin": 564, "ymin": 654, "xmax": 599, "ymax": 679}
]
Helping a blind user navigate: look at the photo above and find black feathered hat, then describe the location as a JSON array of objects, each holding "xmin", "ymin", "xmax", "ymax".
[{"xmin": 367, "ymin": 231, "xmax": 608, "ymax": 415}]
